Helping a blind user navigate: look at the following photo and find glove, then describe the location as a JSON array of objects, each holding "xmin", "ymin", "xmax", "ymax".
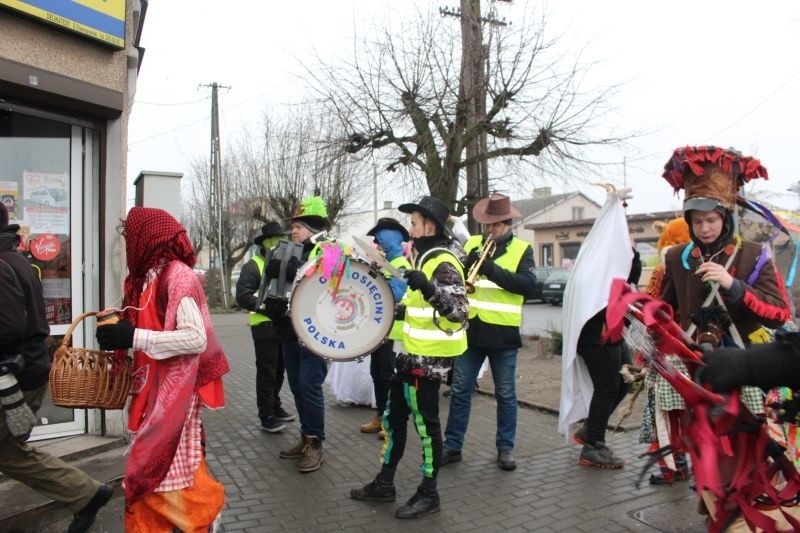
[
  {"xmin": 265, "ymin": 257, "xmax": 301, "ymax": 281},
  {"xmin": 477, "ymin": 254, "xmax": 495, "ymax": 277},
  {"xmin": 463, "ymin": 249, "xmax": 480, "ymax": 273},
  {"xmin": 404, "ymin": 269, "xmax": 435, "ymax": 300},
  {"xmin": 285, "ymin": 256, "xmax": 301, "ymax": 281},
  {"xmin": 265, "ymin": 259, "xmax": 282, "ymax": 280},
  {"xmin": 375, "ymin": 229, "xmax": 404, "ymax": 261},
  {"xmin": 695, "ymin": 347, "xmax": 754, "ymax": 393},
  {"xmin": 259, "ymin": 298, "xmax": 288, "ymax": 320},
  {"xmin": 96, "ymin": 319, "xmax": 135, "ymax": 350}
]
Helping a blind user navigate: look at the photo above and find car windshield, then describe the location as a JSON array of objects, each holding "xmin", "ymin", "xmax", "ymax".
[{"xmin": 544, "ymin": 270, "xmax": 570, "ymax": 283}]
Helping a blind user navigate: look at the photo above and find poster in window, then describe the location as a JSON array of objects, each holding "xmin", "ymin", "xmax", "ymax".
[{"xmin": 0, "ymin": 180, "xmax": 19, "ymax": 219}]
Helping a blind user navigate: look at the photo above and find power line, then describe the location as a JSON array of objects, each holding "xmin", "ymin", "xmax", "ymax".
[
  {"xmin": 134, "ymin": 96, "xmax": 210, "ymax": 106},
  {"xmin": 703, "ymin": 68, "xmax": 800, "ymax": 142}
]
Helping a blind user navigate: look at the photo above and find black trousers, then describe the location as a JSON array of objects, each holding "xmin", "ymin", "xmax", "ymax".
[
  {"xmin": 382, "ymin": 372, "xmax": 443, "ymax": 480},
  {"xmin": 251, "ymin": 322, "xmax": 285, "ymax": 423},
  {"xmin": 578, "ymin": 341, "xmax": 630, "ymax": 445},
  {"xmin": 370, "ymin": 341, "xmax": 396, "ymax": 415}
]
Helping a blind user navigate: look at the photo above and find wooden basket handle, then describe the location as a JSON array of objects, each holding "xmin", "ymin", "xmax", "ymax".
[{"xmin": 60, "ymin": 310, "xmax": 100, "ymax": 348}]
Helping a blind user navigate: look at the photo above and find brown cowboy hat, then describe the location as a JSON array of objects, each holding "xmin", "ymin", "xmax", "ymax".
[{"xmin": 472, "ymin": 193, "xmax": 521, "ymax": 224}]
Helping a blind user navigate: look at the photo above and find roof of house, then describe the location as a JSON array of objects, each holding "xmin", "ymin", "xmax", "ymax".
[{"xmin": 511, "ymin": 192, "xmax": 601, "ymax": 220}]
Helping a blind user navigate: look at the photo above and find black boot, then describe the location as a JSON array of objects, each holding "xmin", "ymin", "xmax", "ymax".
[
  {"xmin": 350, "ymin": 477, "xmax": 396, "ymax": 502},
  {"xmin": 395, "ymin": 479, "xmax": 440, "ymax": 519}
]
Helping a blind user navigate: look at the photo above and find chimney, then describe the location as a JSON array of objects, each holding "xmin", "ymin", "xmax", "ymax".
[{"xmin": 533, "ymin": 187, "xmax": 551, "ymax": 199}]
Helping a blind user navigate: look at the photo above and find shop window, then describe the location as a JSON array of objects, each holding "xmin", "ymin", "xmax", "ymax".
[{"xmin": 0, "ymin": 110, "xmax": 73, "ymax": 326}]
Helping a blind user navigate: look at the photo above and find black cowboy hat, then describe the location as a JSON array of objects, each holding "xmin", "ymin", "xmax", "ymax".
[
  {"xmin": 253, "ymin": 221, "xmax": 288, "ymax": 246},
  {"xmin": 398, "ymin": 196, "xmax": 450, "ymax": 234},
  {"xmin": 366, "ymin": 217, "xmax": 410, "ymax": 242}
]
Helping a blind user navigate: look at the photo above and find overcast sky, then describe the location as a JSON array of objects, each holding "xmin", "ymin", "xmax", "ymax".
[{"xmin": 127, "ymin": 0, "xmax": 800, "ymax": 215}]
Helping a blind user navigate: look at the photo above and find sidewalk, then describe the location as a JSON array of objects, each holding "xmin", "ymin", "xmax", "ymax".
[{"xmin": 2, "ymin": 313, "xmax": 701, "ymax": 532}]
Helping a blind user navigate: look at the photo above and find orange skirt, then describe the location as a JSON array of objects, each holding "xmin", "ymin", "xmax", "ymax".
[{"xmin": 125, "ymin": 459, "xmax": 224, "ymax": 533}]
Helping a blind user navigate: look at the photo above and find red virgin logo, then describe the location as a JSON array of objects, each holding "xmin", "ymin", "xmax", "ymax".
[{"xmin": 30, "ymin": 234, "xmax": 60, "ymax": 261}]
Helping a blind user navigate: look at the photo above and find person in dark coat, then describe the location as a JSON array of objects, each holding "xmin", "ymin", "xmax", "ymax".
[
  {"xmin": 236, "ymin": 221, "xmax": 296, "ymax": 433},
  {"xmin": 0, "ymin": 203, "xmax": 112, "ymax": 533}
]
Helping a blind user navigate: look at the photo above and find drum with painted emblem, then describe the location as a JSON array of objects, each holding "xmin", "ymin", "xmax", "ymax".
[{"xmin": 289, "ymin": 255, "xmax": 394, "ymax": 361}]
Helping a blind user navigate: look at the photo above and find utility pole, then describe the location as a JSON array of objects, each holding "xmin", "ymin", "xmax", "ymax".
[
  {"xmin": 441, "ymin": 0, "xmax": 511, "ymax": 232},
  {"xmin": 200, "ymin": 81, "xmax": 231, "ymax": 308}
]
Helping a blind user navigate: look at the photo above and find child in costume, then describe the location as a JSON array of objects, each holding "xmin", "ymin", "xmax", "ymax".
[{"xmin": 639, "ymin": 217, "xmax": 693, "ymax": 484}]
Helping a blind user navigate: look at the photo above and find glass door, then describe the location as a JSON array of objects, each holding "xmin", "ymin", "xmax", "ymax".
[{"xmin": 0, "ymin": 111, "xmax": 94, "ymax": 439}]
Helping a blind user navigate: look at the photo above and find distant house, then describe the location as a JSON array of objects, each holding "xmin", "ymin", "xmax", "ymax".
[
  {"xmin": 525, "ymin": 209, "xmax": 683, "ymax": 287},
  {"xmin": 511, "ymin": 187, "xmax": 602, "ymax": 266}
]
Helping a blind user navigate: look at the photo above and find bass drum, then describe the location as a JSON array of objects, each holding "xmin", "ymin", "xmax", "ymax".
[{"xmin": 289, "ymin": 257, "xmax": 394, "ymax": 361}]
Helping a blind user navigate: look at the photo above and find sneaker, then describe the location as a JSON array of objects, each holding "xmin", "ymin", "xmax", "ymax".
[
  {"xmin": 275, "ymin": 407, "xmax": 296, "ymax": 422},
  {"xmin": 297, "ymin": 436, "xmax": 324, "ymax": 473},
  {"xmin": 572, "ymin": 425, "xmax": 589, "ymax": 446},
  {"xmin": 441, "ymin": 449, "xmax": 462, "ymax": 466},
  {"xmin": 279, "ymin": 437, "xmax": 306, "ymax": 459},
  {"xmin": 578, "ymin": 443, "xmax": 624, "ymax": 469},
  {"xmin": 395, "ymin": 489, "xmax": 440, "ymax": 519},
  {"xmin": 497, "ymin": 450, "xmax": 516, "ymax": 471},
  {"xmin": 350, "ymin": 478, "xmax": 396, "ymax": 502},
  {"xmin": 360, "ymin": 415, "xmax": 382, "ymax": 433},
  {"xmin": 260, "ymin": 416, "xmax": 286, "ymax": 433},
  {"xmin": 68, "ymin": 483, "xmax": 113, "ymax": 533},
  {"xmin": 377, "ymin": 430, "xmax": 386, "ymax": 440}
]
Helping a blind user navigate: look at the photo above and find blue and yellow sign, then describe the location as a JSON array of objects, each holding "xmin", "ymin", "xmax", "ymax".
[{"xmin": 0, "ymin": 0, "xmax": 125, "ymax": 48}]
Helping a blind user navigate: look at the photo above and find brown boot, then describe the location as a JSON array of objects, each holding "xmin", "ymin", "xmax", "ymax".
[
  {"xmin": 298, "ymin": 436, "xmax": 324, "ymax": 473},
  {"xmin": 360, "ymin": 415, "xmax": 382, "ymax": 433},
  {"xmin": 279, "ymin": 437, "xmax": 306, "ymax": 459}
]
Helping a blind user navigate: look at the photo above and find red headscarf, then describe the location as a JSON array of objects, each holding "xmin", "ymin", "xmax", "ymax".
[{"xmin": 121, "ymin": 207, "xmax": 196, "ymax": 326}]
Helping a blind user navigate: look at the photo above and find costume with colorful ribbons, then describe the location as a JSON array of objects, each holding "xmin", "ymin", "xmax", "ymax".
[{"xmin": 607, "ymin": 279, "xmax": 800, "ymax": 532}]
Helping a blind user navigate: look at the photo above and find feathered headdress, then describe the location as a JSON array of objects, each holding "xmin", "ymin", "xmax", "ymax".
[
  {"xmin": 661, "ymin": 146, "xmax": 768, "ymax": 211},
  {"xmin": 287, "ymin": 196, "xmax": 330, "ymax": 231}
]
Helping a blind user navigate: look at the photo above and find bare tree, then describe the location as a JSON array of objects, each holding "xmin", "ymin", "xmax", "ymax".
[
  {"xmin": 183, "ymin": 103, "xmax": 370, "ymax": 306},
  {"xmin": 305, "ymin": 4, "xmax": 629, "ymax": 217}
]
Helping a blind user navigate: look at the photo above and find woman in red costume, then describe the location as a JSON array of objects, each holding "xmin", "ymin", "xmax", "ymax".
[{"xmin": 96, "ymin": 207, "xmax": 229, "ymax": 532}]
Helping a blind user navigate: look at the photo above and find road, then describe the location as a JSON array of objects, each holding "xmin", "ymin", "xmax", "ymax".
[{"xmin": 521, "ymin": 301, "xmax": 563, "ymax": 337}]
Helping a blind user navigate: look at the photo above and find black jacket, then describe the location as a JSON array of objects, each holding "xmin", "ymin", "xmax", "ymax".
[
  {"xmin": 0, "ymin": 228, "xmax": 51, "ymax": 390},
  {"xmin": 467, "ymin": 233, "xmax": 537, "ymax": 350},
  {"xmin": 236, "ymin": 254, "xmax": 281, "ymax": 340}
]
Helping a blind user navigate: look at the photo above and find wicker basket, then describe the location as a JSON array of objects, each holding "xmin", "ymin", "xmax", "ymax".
[{"xmin": 49, "ymin": 311, "xmax": 132, "ymax": 410}]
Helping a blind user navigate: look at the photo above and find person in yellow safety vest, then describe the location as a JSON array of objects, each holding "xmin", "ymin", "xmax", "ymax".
[
  {"xmin": 358, "ymin": 218, "xmax": 411, "ymax": 437},
  {"xmin": 350, "ymin": 196, "xmax": 468, "ymax": 520},
  {"xmin": 442, "ymin": 193, "xmax": 537, "ymax": 471},
  {"xmin": 235, "ymin": 221, "xmax": 297, "ymax": 434}
]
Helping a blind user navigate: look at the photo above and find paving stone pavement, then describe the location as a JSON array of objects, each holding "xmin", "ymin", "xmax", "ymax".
[{"xmin": 25, "ymin": 312, "xmax": 705, "ymax": 532}]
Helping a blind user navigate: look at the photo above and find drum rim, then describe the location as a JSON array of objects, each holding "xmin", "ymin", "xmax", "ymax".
[{"xmin": 289, "ymin": 258, "xmax": 394, "ymax": 361}]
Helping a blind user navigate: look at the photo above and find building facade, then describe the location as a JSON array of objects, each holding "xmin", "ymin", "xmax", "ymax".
[
  {"xmin": 0, "ymin": 1, "xmax": 146, "ymax": 439},
  {"xmin": 525, "ymin": 210, "xmax": 683, "ymax": 285}
]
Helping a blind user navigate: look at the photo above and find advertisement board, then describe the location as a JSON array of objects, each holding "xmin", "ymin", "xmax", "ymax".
[{"xmin": 0, "ymin": 0, "xmax": 125, "ymax": 48}]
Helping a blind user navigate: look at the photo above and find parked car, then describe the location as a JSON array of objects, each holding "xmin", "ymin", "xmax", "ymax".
[
  {"xmin": 527, "ymin": 267, "xmax": 562, "ymax": 302},
  {"xmin": 541, "ymin": 270, "xmax": 571, "ymax": 306}
]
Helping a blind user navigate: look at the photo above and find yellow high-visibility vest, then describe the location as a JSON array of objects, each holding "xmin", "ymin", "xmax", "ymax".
[{"xmin": 464, "ymin": 235, "xmax": 528, "ymax": 327}]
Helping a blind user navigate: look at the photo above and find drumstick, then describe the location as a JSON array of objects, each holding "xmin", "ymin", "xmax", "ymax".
[{"xmin": 352, "ymin": 236, "xmax": 405, "ymax": 280}]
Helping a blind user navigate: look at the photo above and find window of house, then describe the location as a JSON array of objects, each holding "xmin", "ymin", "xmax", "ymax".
[
  {"xmin": 540, "ymin": 243, "xmax": 553, "ymax": 267},
  {"xmin": 560, "ymin": 242, "xmax": 581, "ymax": 268},
  {"xmin": 571, "ymin": 206, "xmax": 584, "ymax": 220}
]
